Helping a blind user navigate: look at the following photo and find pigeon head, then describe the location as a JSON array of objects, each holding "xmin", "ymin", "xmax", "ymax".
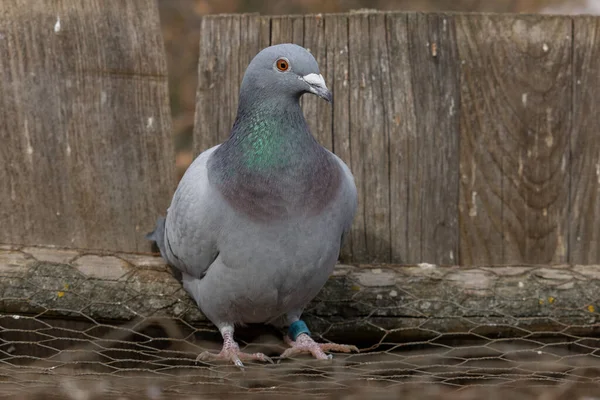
[{"xmin": 240, "ymin": 43, "xmax": 332, "ymax": 104}]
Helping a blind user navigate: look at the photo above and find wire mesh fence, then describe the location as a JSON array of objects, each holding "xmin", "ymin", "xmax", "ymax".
[{"xmin": 1, "ymin": 245, "xmax": 600, "ymax": 399}]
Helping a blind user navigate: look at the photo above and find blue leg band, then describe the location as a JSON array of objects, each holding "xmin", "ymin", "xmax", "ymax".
[{"xmin": 288, "ymin": 320, "xmax": 311, "ymax": 341}]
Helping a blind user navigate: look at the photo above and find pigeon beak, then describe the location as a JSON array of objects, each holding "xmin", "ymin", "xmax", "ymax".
[{"xmin": 302, "ymin": 73, "xmax": 333, "ymax": 103}]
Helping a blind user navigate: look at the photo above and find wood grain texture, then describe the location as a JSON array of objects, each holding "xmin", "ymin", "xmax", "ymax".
[
  {"xmin": 386, "ymin": 14, "xmax": 416, "ymax": 264},
  {"xmin": 3, "ymin": 246, "xmax": 600, "ymax": 344},
  {"xmin": 570, "ymin": 17, "xmax": 600, "ymax": 264},
  {"xmin": 325, "ymin": 14, "xmax": 352, "ymax": 261},
  {"xmin": 271, "ymin": 15, "xmax": 299, "ymax": 45},
  {"xmin": 457, "ymin": 14, "xmax": 572, "ymax": 264},
  {"xmin": 348, "ymin": 13, "xmax": 391, "ymax": 263},
  {"xmin": 405, "ymin": 13, "xmax": 460, "ymax": 265},
  {"xmin": 0, "ymin": 0, "xmax": 175, "ymax": 252},
  {"xmin": 224, "ymin": 15, "xmax": 242, "ymax": 141},
  {"xmin": 292, "ymin": 15, "xmax": 304, "ymax": 45},
  {"xmin": 303, "ymin": 15, "xmax": 332, "ymax": 151},
  {"xmin": 195, "ymin": 15, "xmax": 239, "ymax": 153}
]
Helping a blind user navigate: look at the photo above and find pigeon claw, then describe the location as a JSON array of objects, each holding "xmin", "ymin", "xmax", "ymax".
[
  {"xmin": 281, "ymin": 333, "xmax": 359, "ymax": 360},
  {"xmin": 196, "ymin": 343, "xmax": 273, "ymax": 368}
]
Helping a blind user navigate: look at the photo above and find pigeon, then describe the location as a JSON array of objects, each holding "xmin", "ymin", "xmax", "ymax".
[{"xmin": 147, "ymin": 43, "xmax": 358, "ymax": 367}]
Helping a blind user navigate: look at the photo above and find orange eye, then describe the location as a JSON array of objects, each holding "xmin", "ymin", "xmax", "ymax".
[{"xmin": 276, "ymin": 58, "xmax": 289, "ymax": 72}]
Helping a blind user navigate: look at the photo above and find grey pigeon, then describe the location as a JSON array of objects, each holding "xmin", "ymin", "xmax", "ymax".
[{"xmin": 148, "ymin": 43, "xmax": 358, "ymax": 367}]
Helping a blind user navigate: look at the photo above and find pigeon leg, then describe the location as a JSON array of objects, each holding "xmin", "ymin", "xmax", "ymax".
[
  {"xmin": 280, "ymin": 320, "xmax": 359, "ymax": 360},
  {"xmin": 196, "ymin": 326, "xmax": 273, "ymax": 368}
]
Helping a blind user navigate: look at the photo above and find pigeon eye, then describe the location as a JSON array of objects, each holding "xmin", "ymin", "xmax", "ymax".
[{"xmin": 276, "ymin": 58, "xmax": 289, "ymax": 72}]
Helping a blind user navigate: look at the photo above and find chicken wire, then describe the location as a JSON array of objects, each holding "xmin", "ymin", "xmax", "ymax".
[
  {"xmin": 3, "ymin": 316, "xmax": 600, "ymax": 400},
  {"xmin": 1, "ymin": 247, "xmax": 600, "ymax": 399}
]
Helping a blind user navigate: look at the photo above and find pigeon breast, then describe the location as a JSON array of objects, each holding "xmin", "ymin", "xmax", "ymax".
[{"xmin": 208, "ymin": 99, "xmax": 341, "ymax": 222}]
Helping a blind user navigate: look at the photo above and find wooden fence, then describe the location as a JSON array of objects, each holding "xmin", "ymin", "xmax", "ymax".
[
  {"xmin": 1, "ymin": 2, "xmax": 600, "ymax": 267},
  {"xmin": 0, "ymin": 0, "xmax": 175, "ymax": 253},
  {"xmin": 196, "ymin": 12, "xmax": 600, "ymax": 266}
]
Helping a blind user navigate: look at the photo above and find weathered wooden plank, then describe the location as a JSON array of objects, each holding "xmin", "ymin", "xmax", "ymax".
[
  {"xmin": 366, "ymin": 13, "xmax": 393, "ymax": 263},
  {"xmin": 194, "ymin": 15, "xmax": 240, "ymax": 154},
  {"xmin": 347, "ymin": 14, "xmax": 368, "ymax": 263},
  {"xmin": 348, "ymin": 13, "xmax": 391, "ymax": 263},
  {"xmin": 2, "ymin": 246, "xmax": 600, "ymax": 344},
  {"xmin": 194, "ymin": 16, "xmax": 220, "ymax": 153},
  {"xmin": 386, "ymin": 14, "xmax": 414, "ymax": 264},
  {"xmin": 325, "ymin": 14, "xmax": 352, "ymax": 261},
  {"xmin": 405, "ymin": 13, "xmax": 460, "ymax": 265},
  {"xmin": 0, "ymin": 0, "xmax": 175, "ymax": 252},
  {"xmin": 457, "ymin": 14, "xmax": 572, "ymax": 264},
  {"xmin": 456, "ymin": 17, "xmax": 503, "ymax": 265},
  {"xmin": 303, "ymin": 15, "xmax": 332, "ymax": 151},
  {"xmin": 570, "ymin": 17, "xmax": 600, "ymax": 264},
  {"xmin": 271, "ymin": 15, "xmax": 296, "ymax": 45},
  {"xmin": 292, "ymin": 15, "xmax": 304, "ymax": 45},
  {"xmin": 225, "ymin": 15, "xmax": 242, "ymax": 140}
]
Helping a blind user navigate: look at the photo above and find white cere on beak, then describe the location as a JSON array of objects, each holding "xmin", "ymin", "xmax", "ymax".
[{"xmin": 301, "ymin": 73, "xmax": 328, "ymax": 93}]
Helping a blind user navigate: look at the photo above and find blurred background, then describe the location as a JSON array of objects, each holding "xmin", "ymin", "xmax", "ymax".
[{"xmin": 158, "ymin": 0, "xmax": 600, "ymax": 178}]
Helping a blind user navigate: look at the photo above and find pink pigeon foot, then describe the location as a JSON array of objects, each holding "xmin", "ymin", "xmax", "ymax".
[
  {"xmin": 280, "ymin": 333, "xmax": 359, "ymax": 360},
  {"xmin": 196, "ymin": 328, "xmax": 273, "ymax": 368}
]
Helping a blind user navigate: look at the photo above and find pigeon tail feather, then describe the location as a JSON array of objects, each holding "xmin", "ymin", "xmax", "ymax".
[{"xmin": 146, "ymin": 216, "xmax": 167, "ymax": 258}]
